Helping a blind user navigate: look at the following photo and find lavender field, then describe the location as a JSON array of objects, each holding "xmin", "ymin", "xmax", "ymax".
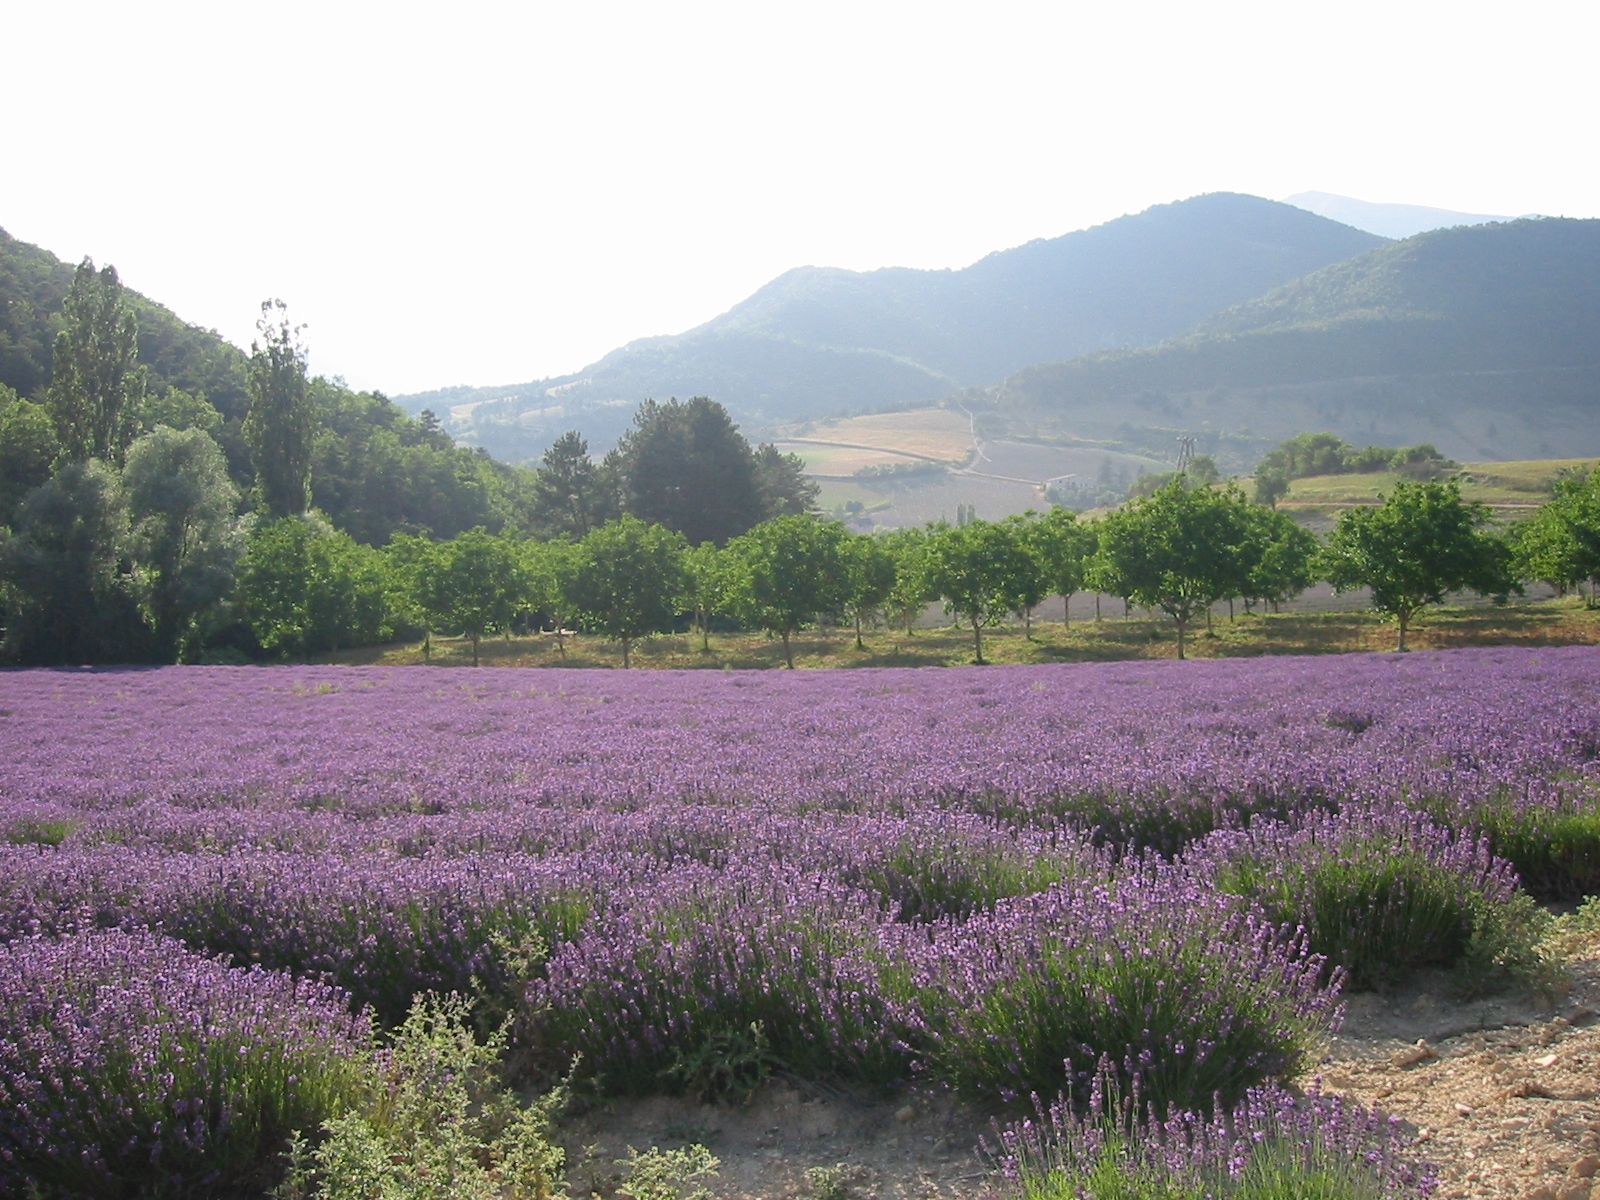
[{"xmin": 4, "ymin": 646, "xmax": 1599, "ymax": 1196}]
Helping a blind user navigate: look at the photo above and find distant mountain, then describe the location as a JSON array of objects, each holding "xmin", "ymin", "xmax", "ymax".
[
  {"xmin": 990, "ymin": 218, "xmax": 1600, "ymax": 465},
  {"xmin": 398, "ymin": 194, "xmax": 1385, "ymax": 462},
  {"xmin": 1284, "ymin": 192, "xmax": 1519, "ymax": 240}
]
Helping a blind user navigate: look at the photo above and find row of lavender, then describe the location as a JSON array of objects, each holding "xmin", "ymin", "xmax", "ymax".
[
  {"xmin": 5, "ymin": 648, "xmax": 1593, "ymax": 1195},
  {"xmin": 6, "ymin": 648, "xmax": 1600, "ymax": 868}
]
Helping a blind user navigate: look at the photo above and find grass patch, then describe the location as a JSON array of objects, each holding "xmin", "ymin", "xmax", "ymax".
[{"xmin": 319, "ymin": 597, "xmax": 1600, "ymax": 670}]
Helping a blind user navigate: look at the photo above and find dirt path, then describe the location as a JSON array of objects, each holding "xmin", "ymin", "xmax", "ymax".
[{"xmin": 562, "ymin": 957, "xmax": 1600, "ymax": 1200}]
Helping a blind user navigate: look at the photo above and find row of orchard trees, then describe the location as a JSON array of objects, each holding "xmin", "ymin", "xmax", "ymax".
[{"xmin": 234, "ymin": 466, "xmax": 1600, "ymax": 665}]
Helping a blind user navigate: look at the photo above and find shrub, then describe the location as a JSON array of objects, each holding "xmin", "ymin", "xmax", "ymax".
[
  {"xmin": 275, "ymin": 992, "xmax": 565, "ymax": 1200},
  {"xmin": 992, "ymin": 1072, "xmax": 1436, "ymax": 1200},
  {"xmin": 530, "ymin": 863, "xmax": 903, "ymax": 1097},
  {"xmin": 1187, "ymin": 807, "xmax": 1546, "ymax": 992},
  {"xmin": 1469, "ymin": 794, "xmax": 1600, "ymax": 901},
  {"xmin": 886, "ymin": 867, "xmax": 1338, "ymax": 1113},
  {"xmin": 0, "ymin": 930, "xmax": 370, "ymax": 1199}
]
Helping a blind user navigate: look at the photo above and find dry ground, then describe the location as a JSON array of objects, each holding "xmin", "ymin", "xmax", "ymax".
[
  {"xmin": 559, "ymin": 953, "xmax": 1600, "ymax": 1200},
  {"xmin": 321, "ymin": 598, "xmax": 1600, "ymax": 670}
]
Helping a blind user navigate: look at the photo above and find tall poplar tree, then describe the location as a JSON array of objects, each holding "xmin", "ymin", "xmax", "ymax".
[
  {"xmin": 50, "ymin": 259, "xmax": 144, "ymax": 464},
  {"xmin": 244, "ymin": 300, "xmax": 314, "ymax": 517}
]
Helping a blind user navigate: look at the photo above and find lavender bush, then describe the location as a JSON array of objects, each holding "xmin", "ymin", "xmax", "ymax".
[
  {"xmin": 0, "ymin": 930, "xmax": 371, "ymax": 1198},
  {"xmin": 993, "ymin": 1072, "xmax": 1436, "ymax": 1200},
  {"xmin": 531, "ymin": 862, "xmax": 904, "ymax": 1097},
  {"xmin": 1184, "ymin": 807, "xmax": 1547, "ymax": 992},
  {"xmin": 885, "ymin": 867, "xmax": 1340, "ymax": 1112}
]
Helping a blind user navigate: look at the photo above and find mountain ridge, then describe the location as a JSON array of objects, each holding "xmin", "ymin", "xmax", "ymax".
[{"xmin": 398, "ymin": 193, "xmax": 1387, "ymax": 462}]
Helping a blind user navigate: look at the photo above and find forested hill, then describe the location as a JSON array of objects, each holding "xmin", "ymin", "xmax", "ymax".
[
  {"xmin": 398, "ymin": 194, "xmax": 1385, "ymax": 462},
  {"xmin": 989, "ymin": 218, "xmax": 1600, "ymax": 464},
  {"xmin": 1, "ymin": 226, "xmax": 250, "ymax": 417},
  {"xmin": 0, "ymin": 226, "xmax": 534, "ymax": 544}
]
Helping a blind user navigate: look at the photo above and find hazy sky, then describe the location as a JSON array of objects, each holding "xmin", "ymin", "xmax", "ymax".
[{"xmin": 8, "ymin": 1, "xmax": 1597, "ymax": 395}]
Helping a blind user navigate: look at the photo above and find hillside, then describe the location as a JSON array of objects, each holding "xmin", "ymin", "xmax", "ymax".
[
  {"xmin": 0, "ymin": 226, "xmax": 249, "ymax": 417},
  {"xmin": 989, "ymin": 218, "xmax": 1600, "ymax": 466},
  {"xmin": 398, "ymin": 194, "xmax": 1385, "ymax": 462}
]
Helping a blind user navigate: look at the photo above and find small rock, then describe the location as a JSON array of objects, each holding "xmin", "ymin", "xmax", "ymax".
[
  {"xmin": 1504, "ymin": 1117, "xmax": 1533, "ymax": 1130},
  {"xmin": 1538, "ymin": 1053, "xmax": 1561, "ymax": 1068},
  {"xmin": 1525, "ymin": 1186, "xmax": 1557, "ymax": 1200},
  {"xmin": 1557, "ymin": 1184, "xmax": 1590, "ymax": 1200},
  {"xmin": 1455, "ymin": 1102, "xmax": 1474, "ymax": 1117},
  {"xmin": 894, "ymin": 1105, "xmax": 916, "ymax": 1123},
  {"xmin": 1391, "ymin": 1040, "xmax": 1437, "ymax": 1068},
  {"xmin": 1572, "ymin": 1156, "xmax": 1600, "ymax": 1179}
]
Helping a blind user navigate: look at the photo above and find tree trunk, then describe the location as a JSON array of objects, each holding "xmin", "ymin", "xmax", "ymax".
[
  {"xmin": 1228, "ymin": 597, "xmax": 1234, "ymax": 622},
  {"xmin": 1175, "ymin": 617, "xmax": 1186, "ymax": 660},
  {"xmin": 1396, "ymin": 612, "xmax": 1408, "ymax": 652},
  {"xmin": 1062, "ymin": 592, "xmax": 1073, "ymax": 628},
  {"xmin": 422, "ymin": 629, "xmax": 431, "ymax": 663},
  {"xmin": 854, "ymin": 612, "xmax": 864, "ymax": 650},
  {"xmin": 1205, "ymin": 606, "xmax": 1213, "ymax": 633},
  {"xmin": 1123, "ymin": 597, "xmax": 1131, "ymax": 618},
  {"xmin": 781, "ymin": 630, "xmax": 795, "ymax": 669},
  {"xmin": 1095, "ymin": 595, "xmax": 1101, "ymax": 623},
  {"xmin": 972, "ymin": 617, "xmax": 985, "ymax": 665},
  {"xmin": 700, "ymin": 607, "xmax": 711, "ymax": 652},
  {"xmin": 554, "ymin": 625, "xmax": 566, "ymax": 657},
  {"xmin": 622, "ymin": 636, "xmax": 632, "ymax": 668},
  {"xmin": 1023, "ymin": 607, "xmax": 1032, "ymax": 640},
  {"xmin": 471, "ymin": 633, "xmax": 480, "ymax": 667}
]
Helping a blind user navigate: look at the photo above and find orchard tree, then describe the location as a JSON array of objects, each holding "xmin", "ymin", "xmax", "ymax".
[
  {"xmin": 880, "ymin": 526, "xmax": 936, "ymax": 634},
  {"xmin": 123, "ymin": 427, "xmax": 244, "ymax": 660},
  {"xmin": 925, "ymin": 519, "xmax": 1036, "ymax": 664},
  {"xmin": 238, "ymin": 516, "xmax": 390, "ymax": 659},
  {"xmin": 419, "ymin": 529, "xmax": 525, "ymax": 666},
  {"xmin": 682, "ymin": 541, "xmax": 734, "ymax": 653},
  {"xmin": 1514, "ymin": 468, "xmax": 1600, "ymax": 605},
  {"xmin": 382, "ymin": 533, "xmax": 440, "ymax": 660},
  {"xmin": 1000, "ymin": 514, "xmax": 1051, "ymax": 638},
  {"xmin": 1240, "ymin": 505, "xmax": 1319, "ymax": 613},
  {"xmin": 244, "ymin": 300, "xmax": 315, "ymax": 518},
  {"xmin": 50, "ymin": 259, "xmax": 144, "ymax": 464},
  {"xmin": 1093, "ymin": 479, "xmax": 1252, "ymax": 658},
  {"xmin": 1321, "ymin": 480, "xmax": 1514, "ymax": 651},
  {"xmin": 566, "ymin": 517, "xmax": 687, "ymax": 667},
  {"xmin": 840, "ymin": 533, "xmax": 897, "ymax": 649},
  {"xmin": 726, "ymin": 515, "xmax": 848, "ymax": 668},
  {"xmin": 1028, "ymin": 507, "xmax": 1097, "ymax": 626},
  {"xmin": 522, "ymin": 537, "xmax": 583, "ymax": 656}
]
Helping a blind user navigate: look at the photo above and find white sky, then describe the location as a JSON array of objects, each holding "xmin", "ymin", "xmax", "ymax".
[{"xmin": 7, "ymin": 1, "xmax": 1597, "ymax": 396}]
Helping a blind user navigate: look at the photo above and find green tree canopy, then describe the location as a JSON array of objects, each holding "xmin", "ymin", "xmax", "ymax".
[
  {"xmin": 925, "ymin": 519, "xmax": 1037, "ymax": 664},
  {"xmin": 1027, "ymin": 507, "xmax": 1098, "ymax": 625},
  {"xmin": 609, "ymin": 397, "xmax": 765, "ymax": 546},
  {"xmin": 1511, "ymin": 471, "xmax": 1600, "ymax": 604},
  {"xmin": 50, "ymin": 259, "xmax": 144, "ymax": 464},
  {"xmin": 566, "ymin": 517, "xmax": 687, "ymax": 667},
  {"xmin": 682, "ymin": 541, "xmax": 736, "ymax": 653},
  {"xmin": 840, "ymin": 532, "xmax": 898, "ymax": 649},
  {"xmin": 0, "ymin": 385, "xmax": 59, "ymax": 527},
  {"xmin": 415, "ymin": 529, "xmax": 525, "ymax": 665},
  {"xmin": 1093, "ymin": 478, "xmax": 1254, "ymax": 658},
  {"xmin": 752, "ymin": 443, "xmax": 820, "ymax": 519},
  {"xmin": 1321, "ymin": 479, "xmax": 1514, "ymax": 650},
  {"xmin": 238, "ymin": 515, "xmax": 390, "ymax": 659},
  {"xmin": 1240, "ymin": 504, "xmax": 1320, "ymax": 610},
  {"xmin": 529, "ymin": 431, "xmax": 619, "ymax": 540},
  {"xmin": 123, "ymin": 426, "xmax": 243, "ymax": 660},
  {"xmin": 726, "ymin": 515, "xmax": 848, "ymax": 668},
  {"xmin": 0, "ymin": 460, "xmax": 142, "ymax": 663},
  {"xmin": 245, "ymin": 300, "xmax": 315, "ymax": 518},
  {"xmin": 878, "ymin": 526, "xmax": 937, "ymax": 634}
]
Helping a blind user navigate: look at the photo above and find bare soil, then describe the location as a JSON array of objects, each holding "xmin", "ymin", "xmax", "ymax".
[{"xmin": 560, "ymin": 954, "xmax": 1600, "ymax": 1200}]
